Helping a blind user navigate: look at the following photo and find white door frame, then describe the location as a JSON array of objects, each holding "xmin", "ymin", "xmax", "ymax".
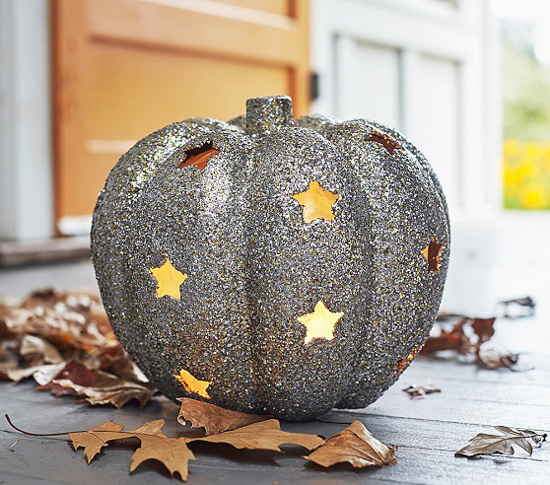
[{"xmin": 0, "ymin": 0, "xmax": 54, "ymax": 241}]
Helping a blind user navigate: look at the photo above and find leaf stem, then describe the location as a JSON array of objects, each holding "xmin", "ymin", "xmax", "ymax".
[
  {"xmin": 5, "ymin": 414, "xmax": 76, "ymax": 436},
  {"xmin": 5, "ymin": 414, "xmax": 176, "ymax": 441}
]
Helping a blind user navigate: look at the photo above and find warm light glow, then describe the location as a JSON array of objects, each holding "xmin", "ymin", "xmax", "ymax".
[
  {"xmin": 179, "ymin": 143, "xmax": 220, "ymax": 170},
  {"xmin": 297, "ymin": 300, "xmax": 344, "ymax": 344},
  {"xmin": 174, "ymin": 369, "xmax": 211, "ymax": 399},
  {"xmin": 150, "ymin": 258, "xmax": 188, "ymax": 299},
  {"xmin": 421, "ymin": 238, "xmax": 443, "ymax": 272},
  {"xmin": 394, "ymin": 347, "xmax": 420, "ymax": 376},
  {"xmin": 291, "ymin": 181, "xmax": 339, "ymax": 223}
]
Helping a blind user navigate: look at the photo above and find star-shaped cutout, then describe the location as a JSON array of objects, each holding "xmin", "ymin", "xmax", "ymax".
[
  {"xmin": 291, "ymin": 181, "xmax": 339, "ymax": 223},
  {"xmin": 174, "ymin": 369, "xmax": 211, "ymax": 399},
  {"xmin": 297, "ymin": 300, "xmax": 344, "ymax": 344},
  {"xmin": 422, "ymin": 238, "xmax": 443, "ymax": 272},
  {"xmin": 150, "ymin": 258, "xmax": 188, "ymax": 299},
  {"xmin": 178, "ymin": 142, "xmax": 220, "ymax": 170},
  {"xmin": 365, "ymin": 131, "xmax": 402, "ymax": 154}
]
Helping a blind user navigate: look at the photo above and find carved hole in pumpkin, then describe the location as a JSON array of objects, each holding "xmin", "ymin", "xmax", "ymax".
[
  {"xmin": 364, "ymin": 131, "xmax": 402, "ymax": 154},
  {"xmin": 422, "ymin": 239, "xmax": 443, "ymax": 272},
  {"xmin": 291, "ymin": 181, "xmax": 339, "ymax": 223},
  {"xmin": 394, "ymin": 346, "xmax": 420, "ymax": 377},
  {"xmin": 174, "ymin": 369, "xmax": 211, "ymax": 399},
  {"xmin": 178, "ymin": 142, "xmax": 220, "ymax": 170}
]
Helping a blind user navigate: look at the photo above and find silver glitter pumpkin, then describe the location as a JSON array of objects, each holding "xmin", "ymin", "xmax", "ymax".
[{"xmin": 91, "ymin": 95, "xmax": 450, "ymax": 421}]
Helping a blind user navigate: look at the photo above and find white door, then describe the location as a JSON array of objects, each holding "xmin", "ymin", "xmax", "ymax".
[{"xmin": 311, "ymin": 0, "xmax": 501, "ymax": 217}]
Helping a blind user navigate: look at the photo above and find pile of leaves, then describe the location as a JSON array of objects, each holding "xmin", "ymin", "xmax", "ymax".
[
  {"xmin": 6, "ymin": 398, "xmax": 398, "ymax": 482},
  {"xmin": 421, "ymin": 314, "xmax": 520, "ymax": 370},
  {"xmin": 0, "ymin": 289, "xmax": 155, "ymax": 407}
]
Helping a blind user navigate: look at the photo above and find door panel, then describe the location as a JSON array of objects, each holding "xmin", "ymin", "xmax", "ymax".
[
  {"xmin": 312, "ymin": 0, "xmax": 499, "ymax": 215},
  {"xmin": 53, "ymin": 0, "xmax": 309, "ymax": 232},
  {"xmin": 336, "ymin": 37, "xmax": 401, "ymax": 127}
]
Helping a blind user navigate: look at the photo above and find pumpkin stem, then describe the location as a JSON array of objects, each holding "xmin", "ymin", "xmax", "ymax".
[{"xmin": 246, "ymin": 96, "xmax": 294, "ymax": 135}]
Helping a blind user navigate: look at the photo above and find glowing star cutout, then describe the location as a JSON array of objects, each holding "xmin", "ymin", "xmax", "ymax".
[
  {"xmin": 291, "ymin": 181, "xmax": 339, "ymax": 223},
  {"xmin": 174, "ymin": 369, "xmax": 211, "ymax": 399},
  {"xmin": 297, "ymin": 300, "xmax": 344, "ymax": 344},
  {"xmin": 422, "ymin": 238, "xmax": 443, "ymax": 272},
  {"xmin": 150, "ymin": 258, "xmax": 188, "ymax": 299}
]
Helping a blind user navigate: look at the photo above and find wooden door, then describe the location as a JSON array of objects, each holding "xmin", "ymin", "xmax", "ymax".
[
  {"xmin": 52, "ymin": 0, "xmax": 310, "ymax": 234},
  {"xmin": 312, "ymin": 0, "xmax": 500, "ymax": 216}
]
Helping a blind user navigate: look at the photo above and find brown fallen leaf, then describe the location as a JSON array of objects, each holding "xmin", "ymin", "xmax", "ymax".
[
  {"xmin": 190, "ymin": 419, "xmax": 324, "ymax": 452},
  {"xmin": 498, "ymin": 296, "xmax": 536, "ymax": 319},
  {"xmin": 477, "ymin": 347, "xmax": 519, "ymax": 370},
  {"xmin": 70, "ymin": 420, "xmax": 126, "ymax": 463},
  {"xmin": 7, "ymin": 362, "xmax": 66, "ymax": 384},
  {"xmin": 19, "ymin": 335, "xmax": 64, "ymax": 364},
  {"xmin": 82, "ymin": 345, "xmax": 147, "ymax": 383},
  {"xmin": 402, "ymin": 384, "xmax": 441, "ymax": 399},
  {"xmin": 177, "ymin": 397, "xmax": 270, "ymax": 435},
  {"xmin": 54, "ymin": 372, "xmax": 156, "ymax": 408},
  {"xmin": 37, "ymin": 360, "xmax": 95, "ymax": 395},
  {"xmin": 456, "ymin": 426, "xmax": 547, "ymax": 457},
  {"xmin": 70, "ymin": 419, "xmax": 193, "ymax": 481},
  {"xmin": 128, "ymin": 421, "xmax": 193, "ymax": 481},
  {"xmin": 306, "ymin": 420, "xmax": 397, "ymax": 468}
]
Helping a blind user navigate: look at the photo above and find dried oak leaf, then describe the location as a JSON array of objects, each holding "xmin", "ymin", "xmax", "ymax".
[
  {"xmin": 19, "ymin": 335, "xmax": 64, "ymax": 364},
  {"xmin": 82, "ymin": 345, "xmax": 148, "ymax": 383},
  {"xmin": 421, "ymin": 319, "xmax": 471, "ymax": 354},
  {"xmin": 36, "ymin": 360, "xmax": 156, "ymax": 407},
  {"xmin": 456, "ymin": 426, "xmax": 547, "ymax": 457},
  {"xmin": 55, "ymin": 372, "xmax": 155, "ymax": 408},
  {"xmin": 37, "ymin": 360, "xmax": 96, "ymax": 396},
  {"xmin": 477, "ymin": 347, "xmax": 519, "ymax": 370},
  {"xmin": 306, "ymin": 420, "xmax": 397, "ymax": 468},
  {"xmin": 189, "ymin": 419, "xmax": 324, "ymax": 452},
  {"xmin": 7, "ymin": 362, "xmax": 66, "ymax": 384},
  {"xmin": 402, "ymin": 384, "xmax": 441, "ymax": 399},
  {"xmin": 129, "ymin": 420, "xmax": 193, "ymax": 481},
  {"xmin": 70, "ymin": 419, "xmax": 193, "ymax": 481},
  {"xmin": 70, "ymin": 420, "xmax": 126, "ymax": 462},
  {"xmin": 177, "ymin": 397, "xmax": 270, "ymax": 435}
]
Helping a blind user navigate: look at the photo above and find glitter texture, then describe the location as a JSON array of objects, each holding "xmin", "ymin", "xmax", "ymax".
[{"xmin": 91, "ymin": 96, "xmax": 450, "ymax": 421}]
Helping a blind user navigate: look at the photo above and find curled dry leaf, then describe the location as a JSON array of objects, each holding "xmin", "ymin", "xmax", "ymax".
[
  {"xmin": 498, "ymin": 295, "xmax": 536, "ymax": 319},
  {"xmin": 70, "ymin": 419, "xmax": 193, "ymax": 482},
  {"xmin": 455, "ymin": 426, "xmax": 547, "ymax": 457},
  {"xmin": 189, "ymin": 419, "xmax": 324, "ymax": 452},
  {"xmin": 177, "ymin": 397, "xmax": 270, "ymax": 435},
  {"xmin": 55, "ymin": 372, "xmax": 155, "ymax": 408},
  {"xmin": 402, "ymin": 384, "xmax": 441, "ymax": 399},
  {"xmin": 306, "ymin": 420, "xmax": 397, "ymax": 469},
  {"xmin": 477, "ymin": 347, "xmax": 519, "ymax": 370},
  {"xmin": 19, "ymin": 335, "xmax": 64, "ymax": 364},
  {"xmin": 8, "ymin": 362, "xmax": 67, "ymax": 385}
]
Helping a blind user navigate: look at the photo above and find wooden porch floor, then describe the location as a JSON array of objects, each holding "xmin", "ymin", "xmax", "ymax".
[{"xmin": 1, "ymin": 214, "xmax": 549, "ymax": 484}]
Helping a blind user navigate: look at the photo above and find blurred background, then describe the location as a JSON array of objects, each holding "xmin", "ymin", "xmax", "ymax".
[{"xmin": 1, "ymin": 0, "xmax": 550, "ymax": 317}]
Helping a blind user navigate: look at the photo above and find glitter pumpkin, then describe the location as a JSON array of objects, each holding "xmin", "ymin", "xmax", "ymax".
[{"xmin": 91, "ymin": 96, "xmax": 450, "ymax": 421}]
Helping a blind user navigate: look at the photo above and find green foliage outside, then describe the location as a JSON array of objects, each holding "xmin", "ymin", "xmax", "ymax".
[{"xmin": 502, "ymin": 20, "xmax": 550, "ymax": 209}]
